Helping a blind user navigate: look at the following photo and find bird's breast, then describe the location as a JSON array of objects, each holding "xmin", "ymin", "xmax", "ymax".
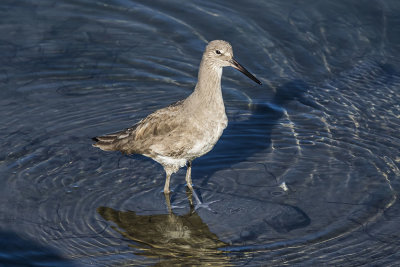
[{"xmin": 187, "ymin": 116, "xmax": 227, "ymax": 159}]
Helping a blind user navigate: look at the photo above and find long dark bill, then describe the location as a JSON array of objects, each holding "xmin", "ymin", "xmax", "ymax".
[{"xmin": 230, "ymin": 58, "xmax": 262, "ymax": 85}]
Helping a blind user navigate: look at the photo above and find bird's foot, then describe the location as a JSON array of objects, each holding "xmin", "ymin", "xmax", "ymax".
[
  {"xmin": 194, "ymin": 199, "xmax": 220, "ymax": 214},
  {"xmin": 189, "ymin": 188, "xmax": 219, "ymax": 214}
]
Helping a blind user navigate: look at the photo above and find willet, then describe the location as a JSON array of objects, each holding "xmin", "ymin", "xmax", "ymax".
[{"xmin": 92, "ymin": 40, "xmax": 261, "ymax": 201}]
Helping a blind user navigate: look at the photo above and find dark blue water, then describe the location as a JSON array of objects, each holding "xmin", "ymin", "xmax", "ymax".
[{"xmin": 1, "ymin": 0, "xmax": 399, "ymax": 266}]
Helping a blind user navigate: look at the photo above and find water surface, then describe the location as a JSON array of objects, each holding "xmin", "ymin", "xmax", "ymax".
[{"xmin": 1, "ymin": 0, "xmax": 399, "ymax": 266}]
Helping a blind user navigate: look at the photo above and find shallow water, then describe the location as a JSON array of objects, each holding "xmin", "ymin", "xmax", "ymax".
[{"xmin": 1, "ymin": 0, "xmax": 400, "ymax": 266}]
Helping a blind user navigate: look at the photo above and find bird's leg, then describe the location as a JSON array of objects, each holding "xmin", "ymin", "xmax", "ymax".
[
  {"xmin": 163, "ymin": 171, "xmax": 176, "ymax": 212},
  {"xmin": 185, "ymin": 187, "xmax": 194, "ymax": 208},
  {"xmin": 184, "ymin": 162, "xmax": 218, "ymax": 213},
  {"xmin": 164, "ymin": 191, "xmax": 172, "ymax": 214},
  {"xmin": 164, "ymin": 171, "xmax": 172, "ymax": 194},
  {"xmin": 185, "ymin": 161, "xmax": 193, "ymax": 190},
  {"xmin": 163, "ymin": 170, "xmax": 187, "ymax": 212}
]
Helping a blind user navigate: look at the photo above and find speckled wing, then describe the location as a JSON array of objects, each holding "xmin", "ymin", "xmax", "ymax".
[{"xmin": 92, "ymin": 100, "xmax": 188, "ymax": 156}]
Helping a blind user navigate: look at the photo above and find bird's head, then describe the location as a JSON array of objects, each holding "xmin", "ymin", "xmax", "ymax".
[{"xmin": 204, "ymin": 40, "xmax": 261, "ymax": 85}]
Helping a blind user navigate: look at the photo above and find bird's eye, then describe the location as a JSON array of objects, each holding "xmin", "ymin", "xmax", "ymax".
[{"xmin": 215, "ymin": 50, "xmax": 221, "ymax": 55}]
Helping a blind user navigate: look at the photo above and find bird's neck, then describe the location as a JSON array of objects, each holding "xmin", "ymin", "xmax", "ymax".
[
  {"xmin": 196, "ymin": 59, "xmax": 223, "ymax": 94},
  {"xmin": 187, "ymin": 58, "xmax": 225, "ymax": 114}
]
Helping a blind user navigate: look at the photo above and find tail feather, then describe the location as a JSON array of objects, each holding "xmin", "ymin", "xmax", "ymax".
[
  {"xmin": 92, "ymin": 126, "xmax": 137, "ymax": 153},
  {"xmin": 93, "ymin": 135, "xmax": 118, "ymax": 142},
  {"xmin": 92, "ymin": 135, "xmax": 119, "ymax": 151}
]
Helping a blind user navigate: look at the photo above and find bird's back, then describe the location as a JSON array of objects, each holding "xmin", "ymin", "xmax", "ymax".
[{"xmin": 93, "ymin": 100, "xmax": 191, "ymax": 156}]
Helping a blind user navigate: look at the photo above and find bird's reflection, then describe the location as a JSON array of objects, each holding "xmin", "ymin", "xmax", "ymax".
[{"xmin": 97, "ymin": 191, "xmax": 230, "ymax": 266}]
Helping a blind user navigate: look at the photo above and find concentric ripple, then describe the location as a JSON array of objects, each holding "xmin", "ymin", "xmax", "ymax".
[{"xmin": 1, "ymin": 0, "xmax": 399, "ymax": 266}]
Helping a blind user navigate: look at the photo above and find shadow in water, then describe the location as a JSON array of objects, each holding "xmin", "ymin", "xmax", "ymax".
[
  {"xmin": 196, "ymin": 79, "xmax": 313, "ymax": 185},
  {"xmin": 97, "ymin": 191, "xmax": 230, "ymax": 266},
  {"xmin": 0, "ymin": 230, "xmax": 74, "ymax": 266}
]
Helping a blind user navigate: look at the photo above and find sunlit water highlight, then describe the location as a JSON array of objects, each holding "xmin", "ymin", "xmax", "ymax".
[{"xmin": 0, "ymin": 0, "xmax": 399, "ymax": 266}]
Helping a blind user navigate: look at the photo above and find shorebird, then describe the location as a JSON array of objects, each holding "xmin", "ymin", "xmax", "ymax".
[{"xmin": 92, "ymin": 40, "xmax": 261, "ymax": 196}]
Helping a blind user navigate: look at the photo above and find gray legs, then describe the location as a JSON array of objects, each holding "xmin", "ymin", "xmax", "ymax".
[
  {"xmin": 163, "ymin": 162, "xmax": 193, "ymax": 212},
  {"xmin": 163, "ymin": 170, "xmax": 173, "ymax": 213},
  {"xmin": 164, "ymin": 171, "xmax": 172, "ymax": 194},
  {"xmin": 164, "ymin": 192, "xmax": 172, "ymax": 213},
  {"xmin": 163, "ymin": 161, "xmax": 193, "ymax": 194},
  {"xmin": 163, "ymin": 161, "xmax": 216, "ymax": 212},
  {"xmin": 185, "ymin": 161, "xmax": 193, "ymax": 191}
]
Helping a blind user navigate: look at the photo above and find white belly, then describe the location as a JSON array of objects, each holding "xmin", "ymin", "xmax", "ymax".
[{"xmin": 153, "ymin": 155, "xmax": 187, "ymax": 174}]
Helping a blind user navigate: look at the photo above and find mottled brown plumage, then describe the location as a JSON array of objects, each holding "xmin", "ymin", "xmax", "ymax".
[{"xmin": 93, "ymin": 40, "xmax": 261, "ymax": 194}]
